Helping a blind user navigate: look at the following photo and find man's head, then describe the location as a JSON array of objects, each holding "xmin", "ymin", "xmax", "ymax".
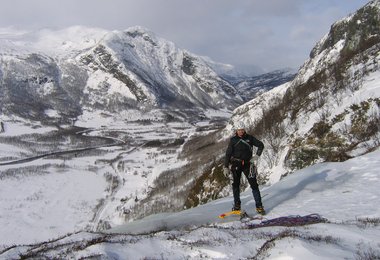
[{"xmin": 235, "ymin": 122, "xmax": 246, "ymax": 137}]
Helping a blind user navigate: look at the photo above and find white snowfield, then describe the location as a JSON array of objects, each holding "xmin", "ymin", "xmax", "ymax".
[{"xmin": 1, "ymin": 149, "xmax": 379, "ymax": 259}]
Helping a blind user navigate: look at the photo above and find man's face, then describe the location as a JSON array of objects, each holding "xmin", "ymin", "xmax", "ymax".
[{"xmin": 237, "ymin": 129, "xmax": 245, "ymax": 137}]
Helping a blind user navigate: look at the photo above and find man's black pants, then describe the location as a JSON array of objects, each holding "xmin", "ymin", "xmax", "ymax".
[{"xmin": 231, "ymin": 161, "xmax": 263, "ymax": 208}]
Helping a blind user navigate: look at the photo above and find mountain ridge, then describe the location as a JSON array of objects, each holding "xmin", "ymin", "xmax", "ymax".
[{"xmin": 0, "ymin": 26, "xmax": 249, "ymax": 124}]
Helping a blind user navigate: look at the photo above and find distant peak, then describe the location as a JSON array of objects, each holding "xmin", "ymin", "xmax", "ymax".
[{"xmin": 124, "ymin": 26, "xmax": 155, "ymax": 37}]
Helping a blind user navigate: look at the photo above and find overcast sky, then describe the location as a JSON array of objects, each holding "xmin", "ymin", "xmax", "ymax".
[{"xmin": 0, "ymin": 0, "xmax": 370, "ymax": 73}]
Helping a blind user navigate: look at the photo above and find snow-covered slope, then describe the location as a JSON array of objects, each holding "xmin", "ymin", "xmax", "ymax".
[
  {"xmin": 1, "ymin": 148, "xmax": 379, "ymax": 259},
  {"xmin": 111, "ymin": 149, "xmax": 380, "ymax": 235}
]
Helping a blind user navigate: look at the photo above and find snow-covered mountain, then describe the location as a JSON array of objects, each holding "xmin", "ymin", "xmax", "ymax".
[
  {"xmin": 204, "ymin": 57, "xmax": 296, "ymax": 102},
  {"xmin": 189, "ymin": 0, "xmax": 380, "ymax": 205},
  {"xmin": 0, "ymin": 23, "xmax": 293, "ymax": 238},
  {"xmin": 1, "ymin": 2, "xmax": 379, "ymax": 257},
  {"xmin": 0, "ymin": 26, "xmax": 243, "ymax": 124},
  {"xmin": 231, "ymin": 69, "xmax": 296, "ymax": 102}
]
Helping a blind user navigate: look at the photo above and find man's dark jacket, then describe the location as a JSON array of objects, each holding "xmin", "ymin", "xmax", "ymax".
[{"xmin": 224, "ymin": 133, "xmax": 264, "ymax": 167}]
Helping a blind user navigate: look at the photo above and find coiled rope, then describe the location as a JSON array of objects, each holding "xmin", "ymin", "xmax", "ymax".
[{"xmin": 246, "ymin": 214, "xmax": 327, "ymax": 229}]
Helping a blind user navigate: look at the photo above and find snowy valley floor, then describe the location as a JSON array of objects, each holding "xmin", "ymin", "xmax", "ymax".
[{"xmin": 1, "ymin": 149, "xmax": 379, "ymax": 259}]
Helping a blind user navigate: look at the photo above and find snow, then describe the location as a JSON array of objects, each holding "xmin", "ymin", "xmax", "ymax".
[
  {"xmin": 0, "ymin": 114, "xmax": 202, "ymax": 245},
  {"xmin": 0, "ymin": 57, "xmax": 378, "ymax": 253},
  {"xmin": 110, "ymin": 148, "xmax": 380, "ymax": 234},
  {"xmin": 221, "ymin": 28, "xmax": 380, "ymax": 185},
  {"xmin": 84, "ymin": 69, "xmax": 138, "ymax": 103},
  {"xmin": 0, "ymin": 26, "xmax": 108, "ymax": 58},
  {"xmin": 1, "ymin": 148, "xmax": 379, "ymax": 259},
  {"xmin": 0, "ymin": 167, "xmax": 106, "ymax": 245},
  {"xmin": 0, "ymin": 116, "xmax": 56, "ymax": 136},
  {"xmin": 223, "ymin": 81, "xmax": 291, "ymax": 135},
  {"xmin": 295, "ymin": 37, "xmax": 345, "ymax": 88},
  {"xmin": 0, "ymin": 3, "xmax": 380, "ymax": 257},
  {"xmin": 102, "ymin": 149, "xmax": 380, "ymax": 259},
  {"xmin": 1, "ymin": 25, "xmax": 241, "ymax": 117}
]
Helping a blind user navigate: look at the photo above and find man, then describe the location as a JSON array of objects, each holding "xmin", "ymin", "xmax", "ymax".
[{"xmin": 223, "ymin": 122, "xmax": 265, "ymax": 215}]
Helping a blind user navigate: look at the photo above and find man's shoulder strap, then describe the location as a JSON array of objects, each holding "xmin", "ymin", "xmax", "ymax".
[{"xmin": 234, "ymin": 138, "xmax": 252, "ymax": 151}]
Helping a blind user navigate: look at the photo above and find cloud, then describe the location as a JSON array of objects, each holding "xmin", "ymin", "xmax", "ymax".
[{"xmin": 0, "ymin": 0, "xmax": 370, "ymax": 73}]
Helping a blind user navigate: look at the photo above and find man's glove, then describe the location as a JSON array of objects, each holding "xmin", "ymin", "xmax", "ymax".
[
  {"xmin": 250, "ymin": 155, "xmax": 260, "ymax": 166},
  {"xmin": 223, "ymin": 167, "xmax": 230, "ymax": 178}
]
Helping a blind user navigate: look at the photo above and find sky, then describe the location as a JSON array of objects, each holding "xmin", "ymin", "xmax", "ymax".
[{"xmin": 0, "ymin": 0, "xmax": 371, "ymax": 73}]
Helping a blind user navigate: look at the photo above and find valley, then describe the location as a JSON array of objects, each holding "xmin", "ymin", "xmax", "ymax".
[{"xmin": 0, "ymin": 109, "xmax": 229, "ymax": 245}]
